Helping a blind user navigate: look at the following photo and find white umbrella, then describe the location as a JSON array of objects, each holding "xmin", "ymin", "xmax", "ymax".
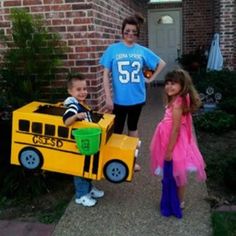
[{"xmin": 207, "ymin": 33, "xmax": 223, "ymax": 71}]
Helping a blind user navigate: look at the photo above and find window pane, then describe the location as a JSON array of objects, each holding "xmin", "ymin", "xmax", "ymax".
[
  {"xmin": 58, "ymin": 126, "xmax": 69, "ymax": 138},
  {"xmin": 32, "ymin": 122, "xmax": 42, "ymax": 134},
  {"xmin": 150, "ymin": 0, "xmax": 181, "ymax": 3},
  {"xmin": 45, "ymin": 124, "xmax": 55, "ymax": 136},
  {"xmin": 19, "ymin": 120, "xmax": 30, "ymax": 132},
  {"xmin": 157, "ymin": 15, "xmax": 174, "ymax": 24}
]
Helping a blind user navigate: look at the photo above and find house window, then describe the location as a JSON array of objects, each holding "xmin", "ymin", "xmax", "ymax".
[
  {"xmin": 157, "ymin": 15, "xmax": 174, "ymax": 24},
  {"xmin": 149, "ymin": 0, "xmax": 181, "ymax": 3}
]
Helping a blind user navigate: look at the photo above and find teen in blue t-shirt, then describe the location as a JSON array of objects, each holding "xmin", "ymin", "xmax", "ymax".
[{"xmin": 100, "ymin": 14, "xmax": 166, "ymax": 171}]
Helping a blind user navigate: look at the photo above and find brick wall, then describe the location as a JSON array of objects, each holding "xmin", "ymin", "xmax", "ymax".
[
  {"xmin": 148, "ymin": 1, "xmax": 214, "ymax": 59},
  {"xmin": 218, "ymin": 0, "xmax": 235, "ymax": 70},
  {"xmin": 148, "ymin": 0, "xmax": 235, "ymax": 70},
  {"xmin": 182, "ymin": 0, "xmax": 214, "ymax": 54},
  {"xmin": 0, "ymin": 0, "xmax": 147, "ymax": 110}
]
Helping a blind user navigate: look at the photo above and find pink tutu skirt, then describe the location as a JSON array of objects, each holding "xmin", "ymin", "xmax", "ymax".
[{"xmin": 150, "ymin": 120, "xmax": 207, "ymax": 187}]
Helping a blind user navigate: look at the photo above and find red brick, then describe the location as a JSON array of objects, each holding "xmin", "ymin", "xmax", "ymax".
[
  {"xmin": 65, "ymin": 0, "xmax": 85, "ymax": 2},
  {"xmin": 0, "ymin": 22, "xmax": 11, "ymax": 28},
  {"xmin": 0, "ymin": 0, "xmax": 148, "ymax": 109},
  {"xmin": 52, "ymin": 19, "xmax": 72, "ymax": 26},
  {"xmin": 23, "ymin": 0, "xmax": 42, "ymax": 5},
  {"xmin": 72, "ymin": 3, "xmax": 92, "ymax": 10},
  {"xmin": 73, "ymin": 18, "xmax": 92, "ymax": 24},
  {"xmin": 45, "ymin": 12, "xmax": 64, "ymax": 18},
  {"xmin": 43, "ymin": 0, "xmax": 63, "ymax": 4},
  {"xmin": 31, "ymin": 5, "xmax": 50, "ymax": 12},
  {"xmin": 68, "ymin": 40, "xmax": 88, "ymax": 46},
  {"xmin": 67, "ymin": 26, "xmax": 87, "ymax": 32},
  {"xmin": 63, "ymin": 60, "xmax": 75, "ymax": 67},
  {"xmin": 71, "ymin": 67, "xmax": 89, "ymax": 73},
  {"xmin": 48, "ymin": 26, "xmax": 66, "ymax": 32},
  {"xmin": 66, "ymin": 11, "xmax": 86, "ymax": 18},
  {"xmin": 50, "ymin": 5, "xmax": 71, "ymax": 11},
  {"xmin": 4, "ymin": 0, "xmax": 21, "ymax": 7}
]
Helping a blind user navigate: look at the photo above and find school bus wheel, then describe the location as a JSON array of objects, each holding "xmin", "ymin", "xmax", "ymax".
[
  {"xmin": 103, "ymin": 160, "xmax": 129, "ymax": 183},
  {"xmin": 19, "ymin": 147, "xmax": 44, "ymax": 170}
]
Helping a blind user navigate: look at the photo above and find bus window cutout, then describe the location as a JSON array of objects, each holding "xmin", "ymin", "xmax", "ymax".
[{"xmin": 11, "ymin": 102, "xmax": 140, "ymax": 183}]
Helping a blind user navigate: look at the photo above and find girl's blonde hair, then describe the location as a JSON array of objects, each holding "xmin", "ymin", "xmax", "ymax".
[{"xmin": 164, "ymin": 69, "xmax": 201, "ymax": 114}]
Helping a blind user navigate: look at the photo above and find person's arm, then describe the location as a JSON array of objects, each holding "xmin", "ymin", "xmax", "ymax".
[
  {"xmin": 64, "ymin": 112, "xmax": 87, "ymax": 127},
  {"xmin": 146, "ymin": 59, "xmax": 166, "ymax": 83},
  {"xmin": 103, "ymin": 68, "xmax": 113, "ymax": 113},
  {"xmin": 165, "ymin": 106, "xmax": 182, "ymax": 161}
]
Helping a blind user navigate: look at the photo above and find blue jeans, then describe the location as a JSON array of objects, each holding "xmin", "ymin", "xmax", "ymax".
[{"xmin": 74, "ymin": 176, "xmax": 92, "ymax": 198}]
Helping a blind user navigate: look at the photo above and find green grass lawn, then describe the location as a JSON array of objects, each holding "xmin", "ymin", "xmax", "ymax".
[{"xmin": 212, "ymin": 211, "xmax": 236, "ymax": 236}]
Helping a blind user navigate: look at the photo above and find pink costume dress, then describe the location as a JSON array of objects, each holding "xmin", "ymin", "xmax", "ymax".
[{"xmin": 150, "ymin": 95, "xmax": 206, "ymax": 186}]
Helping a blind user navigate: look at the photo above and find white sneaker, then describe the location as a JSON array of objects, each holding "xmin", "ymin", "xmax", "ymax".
[
  {"xmin": 75, "ymin": 194, "xmax": 97, "ymax": 207},
  {"xmin": 180, "ymin": 201, "xmax": 185, "ymax": 209},
  {"xmin": 90, "ymin": 186, "xmax": 104, "ymax": 198}
]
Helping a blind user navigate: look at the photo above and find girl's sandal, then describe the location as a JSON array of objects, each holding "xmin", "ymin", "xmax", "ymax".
[
  {"xmin": 180, "ymin": 201, "xmax": 185, "ymax": 209},
  {"xmin": 134, "ymin": 163, "xmax": 141, "ymax": 172}
]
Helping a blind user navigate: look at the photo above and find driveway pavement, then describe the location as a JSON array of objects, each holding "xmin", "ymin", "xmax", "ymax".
[{"xmin": 53, "ymin": 86, "xmax": 212, "ymax": 236}]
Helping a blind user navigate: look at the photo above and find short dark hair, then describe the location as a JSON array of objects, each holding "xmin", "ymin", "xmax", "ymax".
[
  {"xmin": 66, "ymin": 72, "xmax": 85, "ymax": 89},
  {"xmin": 121, "ymin": 13, "xmax": 144, "ymax": 37}
]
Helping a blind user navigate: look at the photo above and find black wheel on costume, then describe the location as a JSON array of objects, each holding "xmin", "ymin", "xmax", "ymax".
[
  {"xmin": 103, "ymin": 160, "xmax": 129, "ymax": 183},
  {"xmin": 19, "ymin": 147, "xmax": 43, "ymax": 170}
]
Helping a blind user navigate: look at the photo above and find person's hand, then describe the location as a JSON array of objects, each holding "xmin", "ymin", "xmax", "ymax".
[
  {"xmin": 165, "ymin": 153, "xmax": 172, "ymax": 161},
  {"xmin": 76, "ymin": 112, "xmax": 87, "ymax": 120},
  {"xmin": 144, "ymin": 76, "xmax": 156, "ymax": 84},
  {"xmin": 105, "ymin": 98, "xmax": 113, "ymax": 113}
]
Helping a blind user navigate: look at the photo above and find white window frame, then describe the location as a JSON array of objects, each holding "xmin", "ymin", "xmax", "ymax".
[{"xmin": 149, "ymin": 0, "xmax": 182, "ymax": 3}]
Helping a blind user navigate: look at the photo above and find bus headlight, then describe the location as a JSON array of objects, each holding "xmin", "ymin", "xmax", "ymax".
[
  {"xmin": 135, "ymin": 149, "xmax": 139, "ymax": 158},
  {"xmin": 137, "ymin": 140, "xmax": 141, "ymax": 148}
]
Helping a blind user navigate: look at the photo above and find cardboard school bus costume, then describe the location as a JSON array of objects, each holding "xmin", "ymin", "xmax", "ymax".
[{"xmin": 10, "ymin": 102, "xmax": 140, "ymax": 183}]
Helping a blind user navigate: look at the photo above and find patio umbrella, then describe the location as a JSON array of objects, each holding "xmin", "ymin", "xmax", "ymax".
[
  {"xmin": 160, "ymin": 160, "xmax": 182, "ymax": 218},
  {"xmin": 207, "ymin": 33, "xmax": 223, "ymax": 71}
]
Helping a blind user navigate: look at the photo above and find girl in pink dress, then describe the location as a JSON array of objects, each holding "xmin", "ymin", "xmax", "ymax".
[{"xmin": 150, "ymin": 69, "xmax": 207, "ymax": 208}]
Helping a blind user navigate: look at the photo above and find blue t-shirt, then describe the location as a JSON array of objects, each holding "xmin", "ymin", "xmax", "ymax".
[{"xmin": 100, "ymin": 42, "xmax": 160, "ymax": 105}]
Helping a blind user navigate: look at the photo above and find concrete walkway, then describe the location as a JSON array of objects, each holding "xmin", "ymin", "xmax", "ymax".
[
  {"xmin": 53, "ymin": 86, "xmax": 212, "ymax": 236},
  {"xmin": 0, "ymin": 220, "xmax": 55, "ymax": 236}
]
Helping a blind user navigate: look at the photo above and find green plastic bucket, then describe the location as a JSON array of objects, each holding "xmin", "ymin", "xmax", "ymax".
[{"xmin": 72, "ymin": 127, "xmax": 101, "ymax": 155}]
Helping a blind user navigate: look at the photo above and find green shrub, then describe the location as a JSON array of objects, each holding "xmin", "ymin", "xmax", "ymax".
[
  {"xmin": 219, "ymin": 98, "xmax": 236, "ymax": 115},
  {"xmin": 0, "ymin": 8, "xmax": 65, "ymax": 109},
  {"xmin": 194, "ymin": 110, "xmax": 235, "ymax": 134},
  {"xmin": 0, "ymin": 165, "xmax": 72, "ymax": 199},
  {"xmin": 203, "ymin": 150, "xmax": 236, "ymax": 193},
  {"xmin": 0, "ymin": 8, "xmax": 66, "ymax": 201},
  {"xmin": 177, "ymin": 46, "xmax": 207, "ymax": 72},
  {"xmin": 0, "ymin": 166, "xmax": 49, "ymax": 199},
  {"xmin": 212, "ymin": 212, "xmax": 236, "ymax": 236},
  {"xmin": 192, "ymin": 70, "xmax": 236, "ymax": 115},
  {"xmin": 223, "ymin": 154, "xmax": 236, "ymax": 191}
]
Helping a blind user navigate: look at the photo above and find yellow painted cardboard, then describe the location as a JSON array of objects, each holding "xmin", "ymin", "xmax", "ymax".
[{"xmin": 10, "ymin": 102, "xmax": 140, "ymax": 183}]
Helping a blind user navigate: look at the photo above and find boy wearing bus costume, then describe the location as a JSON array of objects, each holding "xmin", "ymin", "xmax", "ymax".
[{"xmin": 63, "ymin": 73, "xmax": 104, "ymax": 207}]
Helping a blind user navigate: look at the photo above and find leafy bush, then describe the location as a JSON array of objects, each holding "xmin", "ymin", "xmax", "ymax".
[
  {"xmin": 203, "ymin": 150, "xmax": 236, "ymax": 193},
  {"xmin": 223, "ymin": 154, "xmax": 236, "ymax": 191},
  {"xmin": 218, "ymin": 98, "xmax": 236, "ymax": 115},
  {"xmin": 212, "ymin": 212, "xmax": 236, "ymax": 236},
  {"xmin": 0, "ymin": 166, "xmax": 49, "ymax": 198},
  {"xmin": 0, "ymin": 8, "xmax": 65, "ymax": 109},
  {"xmin": 192, "ymin": 70, "xmax": 236, "ymax": 115},
  {"xmin": 177, "ymin": 46, "xmax": 207, "ymax": 72},
  {"xmin": 0, "ymin": 9, "xmax": 66, "ymax": 201},
  {"xmin": 194, "ymin": 110, "xmax": 235, "ymax": 134},
  {"xmin": 0, "ymin": 164, "xmax": 72, "ymax": 199}
]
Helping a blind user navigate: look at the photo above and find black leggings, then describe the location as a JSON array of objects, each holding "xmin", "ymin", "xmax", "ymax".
[{"xmin": 113, "ymin": 103, "xmax": 144, "ymax": 134}]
